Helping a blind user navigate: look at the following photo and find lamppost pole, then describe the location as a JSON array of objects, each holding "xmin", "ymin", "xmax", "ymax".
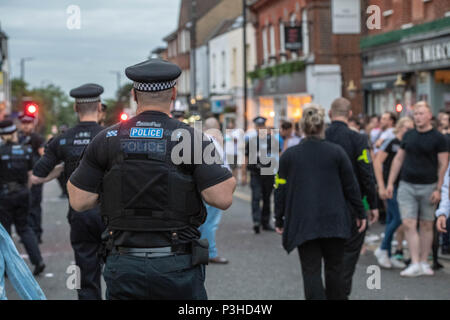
[{"xmin": 243, "ymin": 0, "xmax": 248, "ymax": 131}]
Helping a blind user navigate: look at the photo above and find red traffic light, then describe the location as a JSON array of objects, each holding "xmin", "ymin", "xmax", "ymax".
[
  {"xmin": 395, "ymin": 104, "xmax": 403, "ymax": 113},
  {"xmin": 120, "ymin": 113, "xmax": 129, "ymax": 121},
  {"xmin": 26, "ymin": 104, "xmax": 37, "ymax": 115}
]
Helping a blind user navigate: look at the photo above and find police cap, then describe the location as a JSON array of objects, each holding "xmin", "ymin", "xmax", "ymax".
[
  {"xmin": 253, "ymin": 116, "xmax": 267, "ymax": 126},
  {"xmin": 70, "ymin": 83, "xmax": 104, "ymax": 103},
  {"xmin": 0, "ymin": 119, "xmax": 17, "ymax": 135},
  {"xmin": 18, "ymin": 112, "xmax": 35, "ymax": 123},
  {"xmin": 125, "ymin": 59, "xmax": 182, "ymax": 92}
]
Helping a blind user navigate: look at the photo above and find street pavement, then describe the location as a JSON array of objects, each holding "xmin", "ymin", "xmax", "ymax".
[{"xmin": 4, "ymin": 181, "xmax": 450, "ymax": 300}]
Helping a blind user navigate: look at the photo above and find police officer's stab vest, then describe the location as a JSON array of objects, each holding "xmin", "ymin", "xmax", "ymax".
[
  {"xmin": 59, "ymin": 129, "xmax": 99, "ymax": 183},
  {"xmin": 0, "ymin": 143, "xmax": 31, "ymax": 185},
  {"xmin": 101, "ymin": 119, "xmax": 206, "ymax": 232}
]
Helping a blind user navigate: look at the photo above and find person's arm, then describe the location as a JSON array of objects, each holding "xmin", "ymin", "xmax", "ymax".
[
  {"xmin": 32, "ymin": 137, "xmax": 61, "ymax": 180},
  {"xmin": 374, "ymin": 139, "xmax": 391, "ymax": 199},
  {"xmin": 431, "ymin": 152, "xmax": 449, "ymax": 204},
  {"xmin": 436, "ymin": 168, "xmax": 450, "ymax": 233},
  {"xmin": 386, "ymin": 149, "xmax": 406, "ymax": 198},
  {"xmin": 274, "ymin": 150, "xmax": 290, "ymax": 234},
  {"xmin": 338, "ymin": 148, "xmax": 367, "ymax": 232},
  {"xmin": 354, "ymin": 134, "xmax": 379, "ymax": 223},
  {"xmin": 31, "ymin": 164, "xmax": 64, "ymax": 184},
  {"xmin": 67, "ymin": 180, "xmax": 99, "ymax": 212},
  {"xmin": 201, "ymin": 177, "xmax": 236, "ymax": 210}
]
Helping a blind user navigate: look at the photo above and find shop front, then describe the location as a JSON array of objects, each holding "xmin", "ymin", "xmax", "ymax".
[{"xmin": 362, "ymin": 21, "xmax": 450, "ymax": 116}]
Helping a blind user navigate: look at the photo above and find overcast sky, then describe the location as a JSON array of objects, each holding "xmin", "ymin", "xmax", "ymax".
[{"xmin": 0, "ymin": 0, "xmax": 180, "ymax": 99}]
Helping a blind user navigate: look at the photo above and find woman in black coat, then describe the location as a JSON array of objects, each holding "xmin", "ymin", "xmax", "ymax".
[{"xmin": 275, "ymin": 104, "xmax": 366, "ymax": 300}]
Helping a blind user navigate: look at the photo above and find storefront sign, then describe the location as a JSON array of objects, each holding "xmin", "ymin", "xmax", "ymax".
[
  {"xmin": 284, "ymin": 26, "xmax": 302, "ymax": 51},
  {"xmin": 405, "ymin": 40, "xmax": 450, "ymax": 65}
]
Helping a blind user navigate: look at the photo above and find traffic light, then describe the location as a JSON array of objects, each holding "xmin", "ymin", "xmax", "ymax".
[
  {"xmin": 395, "ymin": 104, "xmax": 403, "ymax": 113},
  {"xmin": 25, "ymin": 102, "xmax": 38, "ymax": 116},
  {"xmin": 120, "ymin": 112, "xmax": 129, "ymax": 121}
]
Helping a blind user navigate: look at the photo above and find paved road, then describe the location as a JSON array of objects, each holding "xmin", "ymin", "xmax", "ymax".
[{"xmin": 5, "ymin": 181, "xmax": 450, "ymax": 300}]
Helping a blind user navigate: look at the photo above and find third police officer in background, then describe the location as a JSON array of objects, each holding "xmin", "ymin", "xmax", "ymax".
[
  {"xmin": 67, "ymin": 59, "xmax": 236, "ymax": 300},
  {"xmin": 243, "ymin": 116, "xmax": 278, "ymax": 234},
  {"xmin": 18, "ymin": 113, "xmax": 45, "ymax": 244},
  {"xmin": 326, "ymin": 98, "xmax": 378, "ymax": 298},
  {"xmin": 31, "ymin": 84, "xmax": 106, "ymax": 300}
]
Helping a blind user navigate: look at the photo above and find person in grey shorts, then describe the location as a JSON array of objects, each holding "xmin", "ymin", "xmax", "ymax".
[{"xmin": 387, "ymin": 101, "xmax": 449, "ymax": 277}]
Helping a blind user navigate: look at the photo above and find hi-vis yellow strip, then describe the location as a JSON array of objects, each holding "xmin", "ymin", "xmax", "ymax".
[
  {"xmin": 357, "ymin": 149, "xmax": 370, "ymax": 164},
  {"xmin": 274, "ymin": 174, "xmax": 286, "ymax": 189}
]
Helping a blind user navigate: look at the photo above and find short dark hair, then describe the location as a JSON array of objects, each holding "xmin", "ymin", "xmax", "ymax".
[
  {"xmin": 281, "ymin": 121, "xmax": 292, "ymax": 130},
  {"xmin": 76, "ymin": 101, "xmax": 99, "ymax": 116},
  {"xmin": 383, "ymin": 111, "xmax": 398, "ymax": 125}
]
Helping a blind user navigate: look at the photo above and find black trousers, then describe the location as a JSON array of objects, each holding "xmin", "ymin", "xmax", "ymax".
[
  {"xmin": 68, "ymin": 207, "xmax": 105, "ymax": 300},
  {"xmin": 342, "ymin": 219, "xmax": 366, "ymax": 297},
  {"xmin": 298, "ymin": 238, "xmax": 346, "ymax": 300},
  {"xmin": 103, "ymin": 253, "xmax": 207, "ymax": 300},
  {"xmin": 250, "ymin": 173, "xmax": 274, "ymax": 227},
  {"xmin": 0, "ymin": 189, "xmax": 43, "ymax": 266},
  {"xmin": 28, "ymin": 183, "xmax": 43, "ymax": 241}
]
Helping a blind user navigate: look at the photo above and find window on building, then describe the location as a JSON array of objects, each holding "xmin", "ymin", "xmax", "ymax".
[
  {"xmin": 221, "ymin": 51, "xmax": 226, "ymax": 88},
  {"xmin": 262, "ymin": 27, "xmax": 269, "ymax": 65},
  {"xmin": 232, "ymin": 48, "xmax": 238, "ymax": 87},
  {"xmin": 279, "ymin": 20, "xmax": 286, "ymax": 62},
  {"xmin": 269, "ymin": 24, "xmax": 276, "ymax": 64},
  {"xmin": 212, "ymin": 54, "xmax": 216, "ymax": 89},
  {"xmin": 290, "ymin": 13, "xmax": 298, "ymax": 60}
]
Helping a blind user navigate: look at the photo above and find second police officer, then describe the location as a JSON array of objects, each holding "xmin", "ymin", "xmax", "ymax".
[
  {"xmin": 31, "ymin": 84, "xmax": 106, "ymax": 300},
  {"xmin": 67, "ymin": 59, "xmax": 236, "ymax": 300}
]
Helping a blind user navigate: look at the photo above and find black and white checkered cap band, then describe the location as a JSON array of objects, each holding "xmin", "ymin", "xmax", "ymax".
[
  {"xmin": 133, "ymin": 80, "xmax": 177, "ymax": 92},
  {"xmin": 0, "ymin": 125, "xmax": 17, "ymax": 135},
  {"xmin": 75, "ymin": 97, "xmax": 101, "ymax": 103}
]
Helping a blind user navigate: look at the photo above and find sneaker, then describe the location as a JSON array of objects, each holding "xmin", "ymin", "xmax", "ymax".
[
  {"xmin": 400, "ymin": 263, "xmax": 422, "ymax": 277},
  {"xmin": 393, "ymin": 249, "xmax": 404, "ymax": 261},
  {"xmin": 390, "ymin": 257, "xmax": 406, "ymax": 269},
  {"xmin": 374, "ymin": 248, "xmax": 392, "ymax": 268},
  {"xmin": 420, "ymin": 262, "xmax": 434, "ymax": 276}
]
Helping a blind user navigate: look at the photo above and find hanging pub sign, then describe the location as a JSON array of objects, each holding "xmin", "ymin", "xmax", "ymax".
[{"xmin": 284, "ymin": 26, "xmax": 302, "ymax": 51}]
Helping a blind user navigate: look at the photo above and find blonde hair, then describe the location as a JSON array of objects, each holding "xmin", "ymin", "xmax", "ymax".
[
  {"xmin": 414, "ymin": 101, "xmax": 431, "ymax": 111},
  {"xmin": 300, "ymin": 104, "xmax": 325, "ymax": 137},
  {"xmin": 394, "ymin": 117, "xmax": 413, "ymax": 134}
]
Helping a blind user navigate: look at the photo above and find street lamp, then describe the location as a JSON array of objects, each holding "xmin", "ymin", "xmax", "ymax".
[
  {"xmin": 20, "ymin": 57, "xmax": 34, "ymax": 81},
  {"xmin": 347, "ymin": 80, "xmax": 358, "ymax": 99}
]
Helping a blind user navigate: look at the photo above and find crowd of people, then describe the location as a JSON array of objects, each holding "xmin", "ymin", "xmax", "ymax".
[{"xmin": 0, "ymin": 63, "xmax": 449, "ymax": 300}]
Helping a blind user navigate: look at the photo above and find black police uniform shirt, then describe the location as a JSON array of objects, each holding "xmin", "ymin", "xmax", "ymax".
[
  {"xmin": 19, "ymin": 132, "xmax": 45, "ymax": 163},
  {"xmin": 379, "ymin": 137, "xmax": 401, "ymax": 187},
  {"xmin": 69, "ymin": 111, "xmax": 233, "ymax": 247},
  {"xmin": 400, "ymin": 128, "xmax": 447, "ymax": 185},
  {"xmin": 325, "ymin": 121, "xmax": 378, "ymax": 211},
  {"xmin": 33, "ymin": 121, "xmax": 103, "ymax": 184},
  {"xmin": 0, "ymin": 142, "xmax": 33, "ymax": 186}
]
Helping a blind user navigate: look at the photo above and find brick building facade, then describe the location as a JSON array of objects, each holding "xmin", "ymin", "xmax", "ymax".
[
  {"xmin": 249, "ymin": 0, "xmax": 363, "ymax": 126},
  {"xmin": 361, "ymin": 0, "xmax": 450, "ymax": 115}
]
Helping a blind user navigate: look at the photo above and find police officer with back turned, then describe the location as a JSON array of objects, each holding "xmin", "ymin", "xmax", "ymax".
[
  {"xmin": 326, "ymin": 97, "xmax": 378, "ymax": 298},
  {"xmin": 67, "ymin": 59, "xmax": 236, "ymax": 300},
  {"xmin": 31, "ymin": 84, "xmax": 106, "ymax": 300}
]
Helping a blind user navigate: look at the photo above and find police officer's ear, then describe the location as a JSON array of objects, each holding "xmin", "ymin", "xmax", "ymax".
[
  {"xmin": 97, "ymin": 102, "xmax": 102, "ymax": 113},
  {"xmin": 131, "ymin": 88, "xmax": 138, "ymax": 104},
  {"xmin": 171, "ymin": 87, "xmax": 177, "ymax": 101},
  {"xmin": 348, "ymin": 110, "xmax": 353, "ymax": 119},
  {"xmin": 73, "ymin": 103, "xmax": 77, "ymax": 113}
]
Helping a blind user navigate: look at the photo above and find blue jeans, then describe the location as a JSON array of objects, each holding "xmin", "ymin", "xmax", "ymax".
[
  {"xmin": 198, "ymin": 204, "xmax": 222, "ymax": 259},
  {"xmin": 0, "ymin": 223, "xmax": 46, "ymax": 300},
  {"xmin": 381, "ymin": 188, "xmax": 402, "ymax": 256}
]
